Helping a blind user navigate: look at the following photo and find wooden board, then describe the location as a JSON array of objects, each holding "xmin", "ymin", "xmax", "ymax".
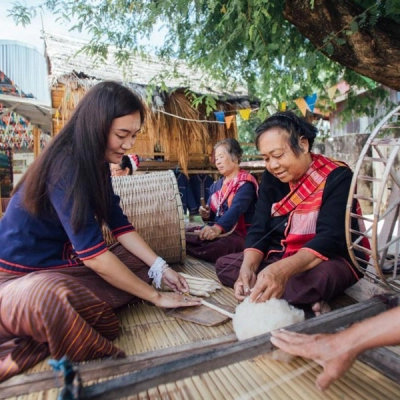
[{"xmin": 165, "ymin": 299, "xmax": 235, "ymax": 326}]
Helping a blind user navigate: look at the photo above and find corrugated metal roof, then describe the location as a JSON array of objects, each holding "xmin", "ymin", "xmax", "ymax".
[
  {"xmin": 0, "ymin": 40, "xmax": 51, "ymax": 105},
  {"xmin": 43, "ymin": 32, "xmax": 248, "ymax": 98}
]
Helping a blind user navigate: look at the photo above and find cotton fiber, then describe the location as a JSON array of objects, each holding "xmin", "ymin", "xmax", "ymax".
[{"xmin": 233, "ymin": 298, "xmax": 305, "ymax": 340}]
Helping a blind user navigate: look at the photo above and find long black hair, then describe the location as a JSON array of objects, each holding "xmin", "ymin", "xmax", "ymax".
[
  {"xmin": 15, "ymin": 81, "xmax": 145, "ymax": 232},
  {"xmin": 255, "ymin": 111, "xmax": 317, "ymax": 155}
]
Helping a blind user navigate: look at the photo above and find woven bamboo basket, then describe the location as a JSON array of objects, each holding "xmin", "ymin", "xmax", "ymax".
[{"xmin": 103, "ymin": 170, "xmax": 186, "ymax": 263}]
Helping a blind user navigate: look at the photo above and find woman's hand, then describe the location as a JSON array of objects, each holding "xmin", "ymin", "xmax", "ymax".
[
  {"xmin": 199, "ymin": 225, "xmax": 222, "ymax": 241},
  {"xmin": 199, "ymin": 205, "xmax": 210, "ymax": 220},
  {"xmin": 161, "ymin": 267, "xmax": 189, "ymax": 293},
  {"xmin": 249, "ymin": 263, "xmax": 288, "ymax": 302},
  {"xmin": 234, "ymin": 266, "xmax": 257, "ymax": 301},
  {"xmin": 153, "ymin": 292, "xmax": 202, "ymax": 308}
]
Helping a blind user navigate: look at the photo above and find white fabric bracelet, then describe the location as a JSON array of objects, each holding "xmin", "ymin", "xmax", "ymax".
[{"xmin": 148, "ymin": 257, "xmax": 169, "ymax": 288}]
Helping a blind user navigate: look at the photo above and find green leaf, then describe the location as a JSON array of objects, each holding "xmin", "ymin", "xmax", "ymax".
[{"xmin": 350, "ymin": 20, "xmax": 359, "ymax": 33}]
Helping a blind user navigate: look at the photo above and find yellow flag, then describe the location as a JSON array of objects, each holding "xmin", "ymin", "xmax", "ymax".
[
  {"xmin": 238, "ymin": 109, "xmax": 251, "ymax": 120},
  {"xmin": 225, "ymin": 115, "xmax": 235, "ymax": 129},
  {"xmin": 294, "ymin": 98, "xmax": 309, "ymax": 116},
  {"xmin": 327, "ymin": 85, "xmax": 337, "ymax": 100},
  {"xmin": 279, "ymin": 102, "xmax": 287, "ymax": 111}
]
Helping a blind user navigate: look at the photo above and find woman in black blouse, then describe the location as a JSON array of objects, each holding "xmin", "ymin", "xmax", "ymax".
[{"xmin": 216, "ymin": 111, "xmax": 367, "ymax": 314}]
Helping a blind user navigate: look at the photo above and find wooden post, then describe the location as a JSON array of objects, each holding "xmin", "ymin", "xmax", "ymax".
[{"xmin": 33, "ymin": 126, "xmax": 40, "ymax": 158}]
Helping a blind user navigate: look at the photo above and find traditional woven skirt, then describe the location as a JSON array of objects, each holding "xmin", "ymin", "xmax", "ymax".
[{"xmin": 0, "ymin": 243, "xmax": 150, "ymax": 382}]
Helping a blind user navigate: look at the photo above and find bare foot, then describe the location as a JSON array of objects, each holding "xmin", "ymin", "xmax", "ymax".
[{"xmin": 312, "ymin": 301, "xmax": 331, "ymax": 316}]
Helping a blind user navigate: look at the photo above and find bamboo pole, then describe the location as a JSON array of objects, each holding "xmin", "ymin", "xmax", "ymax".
[
  {"xmin": 201, "ymin": 299, "xmax": 235, "ymax": 319},
  {"xmin": 33, "ymin": 126, "xmax": 40, "ymax": 158}
]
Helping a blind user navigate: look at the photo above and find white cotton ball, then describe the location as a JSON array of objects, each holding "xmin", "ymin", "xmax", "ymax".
[{"xmin": 232, "ymin": 298, "xmax": 305, "ymax": 341}]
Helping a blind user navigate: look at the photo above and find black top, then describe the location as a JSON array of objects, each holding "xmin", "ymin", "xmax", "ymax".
[{"xmin": 245, "ymin": 167, "xmax": 365, "ymax": 274}]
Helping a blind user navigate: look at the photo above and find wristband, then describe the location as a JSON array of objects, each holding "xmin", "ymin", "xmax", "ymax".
[{"xmin": 148, "ymin": 256, "xmax": 169, "ymax": 288}]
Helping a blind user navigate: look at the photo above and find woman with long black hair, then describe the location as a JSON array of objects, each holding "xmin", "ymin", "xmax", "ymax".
[{"xmin": 0, "ymin": 81, "xmax": 200, "ymax": 382}]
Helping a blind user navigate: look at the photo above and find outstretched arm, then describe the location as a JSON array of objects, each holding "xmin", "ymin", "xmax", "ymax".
[
  {"xmin": 270, "ymin": 306, "xmax": 400, "ymax": 391},
  {"xmin": 84, "ymin": 248, "xmax": 201, "ymax": 309}
]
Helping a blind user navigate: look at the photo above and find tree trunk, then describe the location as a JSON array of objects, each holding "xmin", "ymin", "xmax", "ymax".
[{"xmin": 284, "ymin": 0, "xmax": 400, "ymax": 90}]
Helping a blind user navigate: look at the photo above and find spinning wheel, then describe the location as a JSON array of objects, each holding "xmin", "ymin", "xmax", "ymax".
[{"xmin": 346, "ymin": 105, "xmax": 400, "ymax": 290}]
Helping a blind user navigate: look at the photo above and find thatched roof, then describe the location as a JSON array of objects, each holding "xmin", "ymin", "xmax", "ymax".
[{"xmin": 43, "ymin": 32, "xmax": 248, "ymax": 99}]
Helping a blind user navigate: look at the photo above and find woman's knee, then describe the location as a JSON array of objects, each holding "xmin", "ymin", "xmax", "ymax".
[
  {"xmin": 283, "ymin": 259, "xmax": 357, "ymax": 304},
  {"xmin": 215, "ymin": 253, "xmax": 243, "ymax": 287}
]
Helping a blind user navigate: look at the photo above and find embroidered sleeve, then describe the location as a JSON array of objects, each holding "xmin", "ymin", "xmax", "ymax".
[
  {"xmin": 106, "ymin": 186, "xmax": 135, "ymax": 238},
  {"xmin": 48, "ymin": 181, "xmax": 107, "ymax": 260}
]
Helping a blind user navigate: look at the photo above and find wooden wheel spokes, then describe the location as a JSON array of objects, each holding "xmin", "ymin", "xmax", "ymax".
[{"xmin": 346, "ymin": 105, "xmax": 400, "ymax": 290}]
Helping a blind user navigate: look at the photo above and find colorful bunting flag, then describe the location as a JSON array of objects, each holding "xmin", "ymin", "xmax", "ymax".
[
  {"xmin": 327, "ymin": 85, "xmax": 338, "ymax": 100},
  {"xmin": 238, "ymin": 109, "xmax": 251, "ymax": 121},
  {"xmin": 336, "ymin": 81, "xmax": 350, "ymax": 94},
  {"xmin": 304, "ymin": 93, "xmax": 317, "ymax": 112},
  {"xmin": 360, "ymin": 76, "xmax": 377, "ymax": 89},
  {"xmin": 294, "ymin": 98, "xmax": 309, "ymax": 116},
  {"xmin": 225, "ymin": 115, "xmax": 235, "ymax": 129},
  {"xmin": 214, "ymin": 111, "xmax": 225, "ymax": 123},
  {"xmin": 279, "ymin": 102, "xmax": 287, "ymax": 111}
]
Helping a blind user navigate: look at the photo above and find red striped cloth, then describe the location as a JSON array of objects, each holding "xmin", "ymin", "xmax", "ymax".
[
  {"xmin": 0, "ymin": 243, "xmax": 150, "ymax": 382},
  {"xmin": 209, "ymin": 170, "xmax": 258, "ymax": 216},
  {"xmin": 271, "ymin": 154, "xmax": 346, "ymax": 217},
  {"xmin": 271, "ymin": 154, "xmax": 346, "ymax": 255}
]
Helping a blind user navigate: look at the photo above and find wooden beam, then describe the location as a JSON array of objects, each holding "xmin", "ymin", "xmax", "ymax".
[
  {"xmin": 359, "ymin": 346, "xmax": 400, "ymax": 382},
  {"xmin": 81, "ymin": 295, "xmax": 399, "ymax": 400},
  {"xmin": 0, "ymin": 334, "xmax": 237, "ymax": 399}
]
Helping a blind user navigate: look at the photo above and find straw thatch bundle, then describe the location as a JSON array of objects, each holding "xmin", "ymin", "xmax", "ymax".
[{"xmin": 157, "ymin": 91, "xmax": 208, "ymax": 175}]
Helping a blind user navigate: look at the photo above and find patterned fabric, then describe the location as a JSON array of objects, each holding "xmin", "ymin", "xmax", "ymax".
[
  {"xmin": 270, "ymin": 154, "xmax": 346, "ymax": 255},
  {"xmin": 0, "ymin": 244, "xmax": 150, "ymax": 383},
  {"xmin": 209, "ymin": 170, "xmax": 258, "ymax": 217},
  {"xmin": 271, "ymin": 154, "xmax": 346, "ymax": 217}
]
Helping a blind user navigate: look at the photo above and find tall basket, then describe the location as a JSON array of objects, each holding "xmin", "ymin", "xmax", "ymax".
[
  {"xmin": 346, "ymin": 105, "xmax": 400, "ymax": 290},
  {"xmin": 103, "ymin": 170, "xmax": 186, "ymax": 264}
]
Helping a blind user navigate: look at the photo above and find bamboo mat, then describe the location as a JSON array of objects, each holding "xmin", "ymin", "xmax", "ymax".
[
  {"xmin": 3, "ymin": 256, "xmax": 400, "ymax": 399},
  {"xmin": 119, "ymin": 355, "xmax": 400, "ymax": 400}
]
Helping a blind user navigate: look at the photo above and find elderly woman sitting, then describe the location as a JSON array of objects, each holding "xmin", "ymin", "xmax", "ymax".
[
  {"xmin": 216, "ymin": 111, "xmax": 368, "ymax": 314},
  {"xmin": 186, "ymin": 138, "xmax": 258, "ymax": 263}
]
